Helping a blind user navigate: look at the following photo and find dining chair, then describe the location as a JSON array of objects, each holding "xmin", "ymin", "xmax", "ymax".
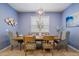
[
  {"xmin": 16, "ymin": 32, "xmax": 19, "ymax": 37},
  {"xmin": 54, "ymin": 31, "xmax": 70, "ymax": 51},
  {"xmin": 23, "ymin": 36, "xmax": 36, "ymax": 55},
  {"xmin": 53, "ymin": 32, "xmax": 62, "ymax": 49},
  {"xmin": 8, "ymin": 31, "xmax": 18, "ymax": 50},
  {"xmin": 43, "ymin": 36, "xmax": 54, "ymax": 55}
]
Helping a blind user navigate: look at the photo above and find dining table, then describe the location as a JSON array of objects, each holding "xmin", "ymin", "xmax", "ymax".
[{"xmin": 14, "ymin": 35, "xmax": 60, "ymax": 50}]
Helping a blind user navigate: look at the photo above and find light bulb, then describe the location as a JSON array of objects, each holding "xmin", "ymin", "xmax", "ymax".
[{"xmin": 37, "ymin": 8, "xmax": 44, "ymax": 15}]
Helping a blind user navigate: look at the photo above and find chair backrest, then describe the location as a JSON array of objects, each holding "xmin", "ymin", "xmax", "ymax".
[
  {"xmin": 43, "ymin": 36, "xmax": 54, "ymax": 41},
  {"xmin": 59, "ymin": 31, "xmax": 62, "ymax": 40},
  {"xmin": 65, "ymin": 31, "xmax": 70, "ymax": 42},
  {"xmin": 8, "ymin": 31, "xmax": 16, "ymax": 44},
  {"xmin": 8, "ymin": 31, "xmax": 14, "ymax": 40},
  {"xmin": 16, "ymin": 32, "xmax": 19, "ymax": 37},
  {"xmin": 61, "ymin": 31, "xmax": 70, "ymax": 43},
  {"xmin": 23, "ymin": 36, "xmax": 35, "ymax": 43},
  {"xmin": 61, "ymin": 31, "xmax": 66, "ymax": 40},
  {"xmin": 41, "ymin": 32, "xmax": 49, "ymax": 36}
]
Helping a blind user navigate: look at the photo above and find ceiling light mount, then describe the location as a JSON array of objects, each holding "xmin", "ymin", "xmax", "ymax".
[{"xmin": 37, "ymin": 8, "xmax": 44, "ymax": 16}]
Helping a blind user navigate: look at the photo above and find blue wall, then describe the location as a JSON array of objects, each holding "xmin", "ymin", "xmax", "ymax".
[
  {"xmin": 1, "ymin": 3, "xmax": 79, "ymax": 50},
  {"xmin": 0, "ymin": 3, "xmax": 18, "ymax": 50},
  {"xmin": 18, "ymin": 12, "xmax": 62, "ymax": 36},
  {"xmin": 62, "ymin": 3, "xmax": 79, "ymax": 49}
]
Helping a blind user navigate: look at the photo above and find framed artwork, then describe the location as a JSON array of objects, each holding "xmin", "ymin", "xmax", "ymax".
[{"xmin": 66, "ymin": 12, "xmax": 79, "ymax": 27}]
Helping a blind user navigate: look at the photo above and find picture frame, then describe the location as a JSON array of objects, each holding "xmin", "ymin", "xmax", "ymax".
[{"xmin": 66, "ymin": 12, "xmax": 79, "ymax": 27}]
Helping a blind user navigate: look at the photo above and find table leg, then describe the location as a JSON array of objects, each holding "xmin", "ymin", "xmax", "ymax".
[
  {"xmin": 53, "ymin": 42, "xmax": 55, "ymax": 49},
  {"xmin": 20, "ymin": 43, "xmax": 21, "ymax": 50}
]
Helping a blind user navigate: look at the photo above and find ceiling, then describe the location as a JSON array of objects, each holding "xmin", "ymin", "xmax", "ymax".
[{"xmin": 9, "ymin": 3, "xmax": 71, "ymax": 12}]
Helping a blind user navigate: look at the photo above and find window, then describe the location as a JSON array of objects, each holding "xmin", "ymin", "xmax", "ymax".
[{"xmin": 31, "ymin": 16, "xmax": 49, "ymax": 33}]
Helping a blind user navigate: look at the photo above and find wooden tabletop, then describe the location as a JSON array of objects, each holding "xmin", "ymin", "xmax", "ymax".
[
  {"xmin": 35, "ymin": 36, "xmax": 43, "ymax": 39},
  {"xmin": 54, "ymin": 36, "xmax": 60, "ymax": 40},
  {"xmin": 14, "ymin": 36, "xmax": 23, "ymax": 40},
  {"xmin": 14, "ymin": 35, "xmax": 60, "ymax": 41}
]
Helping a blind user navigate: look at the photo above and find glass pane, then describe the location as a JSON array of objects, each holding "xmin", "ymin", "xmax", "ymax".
[{"xmin": 31, "ymin": 16, "xmax": 49, "ymax": 32}]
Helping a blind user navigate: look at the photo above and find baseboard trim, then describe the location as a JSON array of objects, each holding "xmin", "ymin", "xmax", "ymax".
[
  {"xmin": 68, "ymin": 45, "xmax": 79, "ymax": 52},
  {"xmin": 0, "ymin": 45, "xmax": 10, "ymax": 52}
]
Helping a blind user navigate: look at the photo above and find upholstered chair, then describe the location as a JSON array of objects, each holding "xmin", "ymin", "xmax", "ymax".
[
  {"xmin": 43, "ymin": 36, "xmax": 54, "ymax": 55},
  {"xmin": 55, "ymin": 31, "xmax": 70, "ymax": 51},
  {"xmin": 8, "ymin": 31, "xmax": 18, "ymax": 50},
  {"xmin": 23, "ymin": 36, "xmax": 36, "ymax": 55}
]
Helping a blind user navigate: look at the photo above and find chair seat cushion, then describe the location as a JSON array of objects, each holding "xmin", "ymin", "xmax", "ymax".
[
  {"xmin": 57, "ymin": 40, "xmax": 67, "ymax": 47},
  {"xmin": 43, "ymin": 43, "xmax": 52, "ymax": 49},
  {"xmin": 25, "ymin": 43, "xmax": 36, "ymax": 49}
]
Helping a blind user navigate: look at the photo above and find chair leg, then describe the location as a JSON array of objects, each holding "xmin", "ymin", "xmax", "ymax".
[
  {"xmin": 43, "ymin": 49, "xmax": 45, "ymax": 56},
  {"xmin": 23, "ymin": 45, "xmax": 26, "ymax": 55},
  {"xmin": 53, "ymin": 42, "xmax": 55, "ymax": 49},
  {"xmin": 51, "ymin": 49, "xmax": 53, "ymax": 56},
  {"xmin": 65, "ymin": 45, "xmax": 68, "ymax": 51},
  {"xmin": 25, "ymin": 52, "xmax": 27, "ymax": 56},
  {"xmin": 57, "ymin": 45, "xmax": 61, "ymax": 51},
  {"xmin": 25, "ymin": 50, "xmax": 27, "ymax": 56},
  {"xmin": 11, "ymin": 45, "xmax": 13, "ymax": 50}
]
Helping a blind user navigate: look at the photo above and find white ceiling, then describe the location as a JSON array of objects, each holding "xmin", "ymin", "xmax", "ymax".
[{"xmin": 9, "ymin": 3, "xmax": 71, "ymax": 12}]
